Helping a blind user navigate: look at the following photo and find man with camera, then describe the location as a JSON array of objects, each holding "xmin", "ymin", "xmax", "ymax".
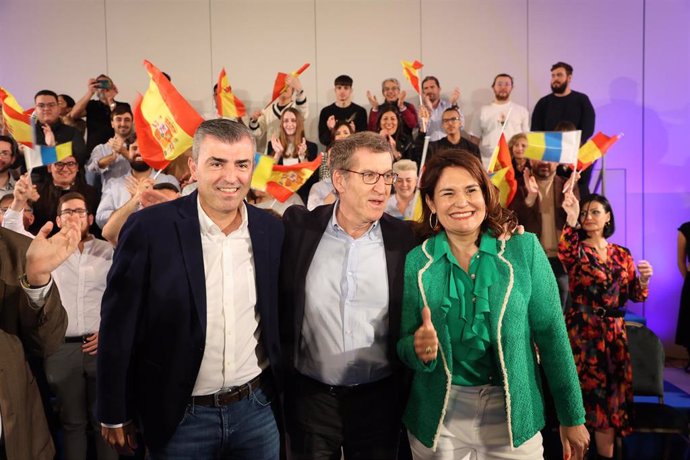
[{"xmin": 69, "ymin": 75, "xmax": 131, "ymax": 153}]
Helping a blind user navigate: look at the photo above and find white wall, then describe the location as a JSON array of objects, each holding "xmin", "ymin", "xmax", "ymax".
[{"xmin": 1, "ymin": 0, "xmax": 688, "ymax": 348}]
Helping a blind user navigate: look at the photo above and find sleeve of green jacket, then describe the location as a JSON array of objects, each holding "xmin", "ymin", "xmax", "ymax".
[
  {"xmin": 397, "ymin": 248, "xmax": 438, "ymax": 373},
  {"xmin": 525, "ymin": 234, "xmax": 586, "ymax": 426}
]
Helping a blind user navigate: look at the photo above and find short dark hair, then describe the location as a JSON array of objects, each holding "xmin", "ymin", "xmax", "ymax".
[
  {"xmin": 110, "ymin": 104, "xmax": 133, "ymax": 120},
  {"xmin": 551, "ymin": 61, "xmax": 573, "ymax": 76},
  {"xmin": 153, "ymin": 182, "xmax": 180, "ymax": 194},
  {"xmin": 330, "ymin": 131, "xmax": 392, "ymax": 173},
  {"xmin": 579, "ymin": 194, "xmax": 616, "ymax": 238},
  {"xmin": 492, "ymin": 73, "xmax": 514, "ymax": 87},
  {"xmin": 191, "ymin": 118, "xmax": 256, "ymax": 162},
  {"xmin": 554, "ymin": 121, "xmax": 577, "ymax": 132},
  {"xmin": 421, "ymin": 76, "xmax": 440, "ymax": 88},
  {"xmin": 334, "ymin": 75, "xmax": 353, "ymax": 87},
  {"xmin": 34, "ymin": 90, "xmax": 58, "ymax": 102},
  {"xmin": 56, "ymin": 191, "xmax": 87, "ymax": 214},
  {"xmin": 0, "ymin": 135, "xmax": 19, "ymax": 157},
  {"xmin": 58, "ymin": 94, "xmax": 76, "ymax": 108}
]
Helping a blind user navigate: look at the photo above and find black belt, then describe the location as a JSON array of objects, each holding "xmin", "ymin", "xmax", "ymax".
[
  {"xmin": 297, "ymin": 372, "xmax": 392, "ymax": 397},
  {"xmin": 65, "ymin": 335, "xmax": 90, "ymax": 343},
  {"xmin": 573, "ymin": 303, "xmax": 626, "ymax": 318},
  {"xmin": 191, "ymin": 374, "xmax": 262, "ymax": 407}
]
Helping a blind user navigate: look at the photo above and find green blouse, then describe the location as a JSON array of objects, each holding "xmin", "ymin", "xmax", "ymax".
[{"xmin": 433, "ymin": 232, "xmax": 500, "ymax": 386}]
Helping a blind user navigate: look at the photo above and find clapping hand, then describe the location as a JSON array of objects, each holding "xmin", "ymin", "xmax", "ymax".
[
  {"xmin": 366, "ymin": 90, "xmax": 379, "ymax": 109},
  {"xmin": 637, "ymin": 260, "xmax": 653, "ymax": 285},
  {"xmin": 25, "ymin": 221, "xmax": 80, "ymax": 286}
]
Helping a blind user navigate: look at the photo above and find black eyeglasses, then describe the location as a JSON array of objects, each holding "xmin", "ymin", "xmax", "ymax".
[
  {"xmin": 54, "ymin": 161, "xmax": 78, "ymax": 171},
  {"xmin": 59, "ymin": 208, "xmax": 88, "ymax": 217},
  {"xmin": 341, "ymin": 169, "xmax": 397, "ymax": 185}
]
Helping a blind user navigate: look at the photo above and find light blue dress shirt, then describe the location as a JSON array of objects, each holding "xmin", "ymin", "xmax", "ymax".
[{"xmin": 297, "ymin": 203, "xmax": 391, "ymax": 386}]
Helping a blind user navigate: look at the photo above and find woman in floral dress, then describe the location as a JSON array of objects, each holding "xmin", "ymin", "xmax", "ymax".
[{"xmin": 559, "ymin": 189, "xmax": 653, "ymax": 460}]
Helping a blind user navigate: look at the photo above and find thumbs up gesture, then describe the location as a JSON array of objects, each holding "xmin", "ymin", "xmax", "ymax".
[{"xmin": 414, "ymin": 306, "xmax": 439, "ymax": 363}]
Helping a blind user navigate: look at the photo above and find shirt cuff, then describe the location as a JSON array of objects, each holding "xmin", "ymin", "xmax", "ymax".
[
  {"xmin": 100, "ymin": 420, "xmax": 132, "ymax": 429},
  {"xmin": 22, "ymin": 278, "xmax": 54, "ymax": 309}
]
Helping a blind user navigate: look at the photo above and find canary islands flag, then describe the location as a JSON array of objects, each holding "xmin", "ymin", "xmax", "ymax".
[
  {"xmin": 524, "ymin": 131, "xmax": 581, "ymax": 164},
  {"xmin": 251, "ymin": 153, "xmax": 275, "ymax": 191},
  {"xmin": 24, "ymin": 142, "xmax": 73, "ymax": 171}
]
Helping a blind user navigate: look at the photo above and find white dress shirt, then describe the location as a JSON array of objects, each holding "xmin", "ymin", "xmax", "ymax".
[
  {"xmin": 52, "ymin": 237, "xmax": 113, "ymax": 337},
  {"xmin": 1, "ymin": 208, "xmax": 34, "ymax": 238},
  {"xmin": 297, "ymin": 203, "xmax": 391, "ymax": 385},
  {"xmin": 192, "ymin": 200, "xmax": 266, "ymax": 396}
]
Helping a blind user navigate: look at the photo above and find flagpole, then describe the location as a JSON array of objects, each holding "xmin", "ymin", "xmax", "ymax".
[{"xmin": 487, "ymin": 106, "xmax": 513, "ymax": 173}]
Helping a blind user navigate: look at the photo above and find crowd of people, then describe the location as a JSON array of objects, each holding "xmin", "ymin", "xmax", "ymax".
[{"xmin": 0, "ymin": 60, "xmax": 662, "ymax": 460}]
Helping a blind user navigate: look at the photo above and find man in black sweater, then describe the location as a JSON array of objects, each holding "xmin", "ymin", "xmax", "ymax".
[
  {"xmin": 531, "ymin": 62, "xmax": 596, "ymax": 196},
  {"xmin": 318, "ymin": 75, "xmax": 368, "ymax": 146}
]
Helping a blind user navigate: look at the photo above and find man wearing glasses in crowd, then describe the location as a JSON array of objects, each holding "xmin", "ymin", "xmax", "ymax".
[
  {"xmin": 33, "ymin": 90, "xmax": 88, "ymax": 168},
  {"xmin": 280, "ymin": 132, "xmax": 415, "ymax": 459},
  {"xmin": 28, "ymin": 155, "xmax": 100, "ymax": 237}
]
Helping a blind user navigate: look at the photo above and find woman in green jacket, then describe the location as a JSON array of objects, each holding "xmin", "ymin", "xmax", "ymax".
[{"xmin": 397, "ymin": 149, "xmax": 589, "ymax": 459}]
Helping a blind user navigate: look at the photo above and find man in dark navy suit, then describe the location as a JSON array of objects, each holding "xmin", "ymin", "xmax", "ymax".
[{"xmin": 97, "ymin": 119, "xmax": 284, "ymax": 459}]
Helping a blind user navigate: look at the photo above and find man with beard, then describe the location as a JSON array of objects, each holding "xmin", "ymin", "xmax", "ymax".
[
  {"xmin": 531, "ymin": 62, "xmax": 595, "ymax": 195},
  {"xmin": 509, "ymin": 160, "xmax": 579, "ymax": 309},
  {"xmin": 85, "ymin": 105, "xmax": 134, "ymax": 190},
  {"xmin": 0, "ymin": 135, "xmax": 19, "ymax": 194},
  {"xmin": 418, "ymin": 76, "xmax": 462, "ymax": 142},
  {"xmin": 468, "ymin": 74, "xmax": 530, "ymax": 170},
  {"xmin": 43, "ymin": 193, "xmax": 116, "ymax": 460},
  {"xmin": 95, "ymin": 135, "xmax": 179, "ymax": 228}
]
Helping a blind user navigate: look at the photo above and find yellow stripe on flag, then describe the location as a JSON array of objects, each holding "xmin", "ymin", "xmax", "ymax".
[
  {"xmin": 55, "ymin": 142, "xmax": 73, "ymax": 161},
  {"xmin": 523, "ymin": 132, "xmax": 547, "ymax": 160},
  {"xmin": 251, "ymin": 153, "xmax": 275, "ymax": 191}
]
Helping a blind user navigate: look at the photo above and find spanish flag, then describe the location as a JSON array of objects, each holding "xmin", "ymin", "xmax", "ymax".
[
  {"xmin": 0, "ymin": 86, "xmax": 33, "ymax": 146},
  {"xmin": 401, "ymin": 60, "xmax": 424, "ymax": 94},
  {"xmin": 490, "ymin": 166, "xmax": 516, "ymax": 208},
  {"xmin": 577, "ymin": 132, "xmax": 621, "ymax": 171},
  {"xmin": 134, "ymin": 60, "xmax": 204, "ymax": 170},
  {"xmin": 266, "ymin": 155, "xmax": 322, "ymax": 202},
  {"xmin": 487, "ymin": 134, "xmax": 517, "ymax": 207},
  {"xmin": 271, "ymin": 63, "xmax": 310, "ymax": 102},
  {"xmin": 215, "ymin": 68, "xmax": 246, "ymax": 119}
]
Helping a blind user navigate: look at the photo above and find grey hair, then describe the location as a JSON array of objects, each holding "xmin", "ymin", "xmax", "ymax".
[
  {"xmin": 329, "ymin": 131, "xmax": 393, "ymax": 173},
  {"xmin": 393, "ymin": 159, "xmax": 418, "ymax": 174},
  {"xmin": 381, "ymin": 78, "xmax": 400, "ymax": 90},
  {"xmin": 191, "ymin": 118, "xmax": 256, "ymax": 162}
]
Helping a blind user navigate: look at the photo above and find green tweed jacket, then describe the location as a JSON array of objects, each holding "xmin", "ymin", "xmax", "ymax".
[{"xmin": 397, "ymin": 232, "xmax": 585, "ymax": 449}]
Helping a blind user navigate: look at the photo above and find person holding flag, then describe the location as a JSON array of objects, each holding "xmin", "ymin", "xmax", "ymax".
[{"xmin": 249, "ymin": 70, "xmax": 308, "ymax": 154}]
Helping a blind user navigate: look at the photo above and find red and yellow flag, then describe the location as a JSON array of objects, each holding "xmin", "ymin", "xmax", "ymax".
[
  {"xmin": 271, "ymin": 63, "xmax": 310, "ymax": 102},
  {"xmin": 0, "ymin": 86, "xmax": 33, "ymax": 146},
  {"xmin": 401, "ymin": 60, "xmax": 424, "ymax": 94},
  {"xmin": 215, "ymin": 68, "xmax": 246, "ymax": 119},
  {"xmin": 134, "ymin": 60, "xmax": 204, "ymax": 170},
  {"xmin": 577, "ymin": 132, "xmax": 621, "ymax": 171},
  {"xmin": 266, "ymin": 155, "xmax": 322, "ymax": 202},
  {"xmin": 488, "ymin": 133, "xmax": 517, "ymax": 207}
]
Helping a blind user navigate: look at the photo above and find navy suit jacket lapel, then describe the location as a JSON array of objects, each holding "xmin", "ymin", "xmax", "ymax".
[
  {"xmin": 294, "ymin": 205, "xmax": 332, "ymax": 344},
  {"xmin": 175, "ymin": 192, "xmax": 207, "ymax": 332},
  {"xmin": 247, "ymin": 205, "xmax": 269, "ymax": 321}
]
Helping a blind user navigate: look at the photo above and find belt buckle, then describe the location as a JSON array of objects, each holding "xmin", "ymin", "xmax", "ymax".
[{"xmin": 593, "ymin": 306, "xmax": 606, "ymax": 318}]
